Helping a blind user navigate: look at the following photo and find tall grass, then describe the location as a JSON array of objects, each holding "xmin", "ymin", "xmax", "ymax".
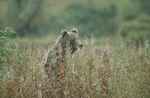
[{"xmin": 0, "ymin": 36, "xmax": 150, "ymax": 98}]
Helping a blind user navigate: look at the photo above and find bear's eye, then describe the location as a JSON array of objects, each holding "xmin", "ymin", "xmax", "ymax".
[{"xmin": 72, "ymin": 30, "xmax": 77, "ymax": 33}]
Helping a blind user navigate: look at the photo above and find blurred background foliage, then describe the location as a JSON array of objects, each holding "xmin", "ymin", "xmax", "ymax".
[
  {"xmin": 0, "ymin": 0, "xmax": 149, "ymax": 37},
  {"xmin": 0, "ymin": 28, "xmax": 16, "ymax": 79}
]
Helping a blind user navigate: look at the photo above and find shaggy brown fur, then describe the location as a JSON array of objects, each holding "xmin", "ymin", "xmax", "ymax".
[{"xmin": 44, "ymin": 28, "xmax": 83, "ymax": 81}]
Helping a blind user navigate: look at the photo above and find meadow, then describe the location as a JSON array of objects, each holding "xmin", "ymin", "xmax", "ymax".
[
  {"xmin": 0, "ymin": 34, "xmax": 150, "ymax": 98},
  {"xmin": 0, "ymin": 0, "xmax": 150, "ymax": 98}
]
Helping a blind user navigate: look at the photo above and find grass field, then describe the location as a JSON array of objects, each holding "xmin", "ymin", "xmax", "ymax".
[
  {"xmin": 0, "ymin": 0, "xmax": 150, "ymax": 97},
  {"xmin": 0, "ymin": 35, "xmax": 150, "ymax": 98}
]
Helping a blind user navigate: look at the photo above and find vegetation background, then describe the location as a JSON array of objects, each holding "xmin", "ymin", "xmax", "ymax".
[{"xmin": 0, "ymin": 0, "xmax": 150, "ymax": 98}]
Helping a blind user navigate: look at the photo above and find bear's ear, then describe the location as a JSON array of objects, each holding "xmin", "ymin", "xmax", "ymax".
[{"xmin": 61, "ymin": 30, "xmax": 68, "ymax": 38}]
